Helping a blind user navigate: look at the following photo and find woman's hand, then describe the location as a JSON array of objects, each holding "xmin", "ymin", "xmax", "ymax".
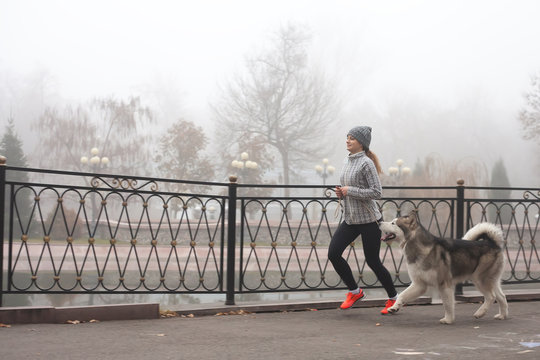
[{"xmin": 335, "ymin": 186, "xmax": 348, "ymax": 198}]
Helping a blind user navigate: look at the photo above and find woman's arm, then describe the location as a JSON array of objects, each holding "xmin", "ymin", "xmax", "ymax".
[{"xmin": 341, "ymin": 161, "xmax": 382, "ymax": 199}]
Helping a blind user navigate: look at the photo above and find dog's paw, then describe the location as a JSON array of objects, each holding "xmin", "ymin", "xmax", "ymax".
[
  {"xmin": 388, "ymin": 305, "xmax": 399, "ymax": 314},
  {"xmin": 473, "ymin": 310, "xmax": 486, "ymax": 319},
  {"xmin": 439, "ymin": 317, "xmax": 454, "ymax": 325},
  {"xmin": 494, "ymin": 313, "xmax": 507, "ymax": 320}
]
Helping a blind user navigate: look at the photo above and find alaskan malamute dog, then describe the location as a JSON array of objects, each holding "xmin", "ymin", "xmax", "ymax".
[{"xmin": 379, "ymin": 213, "xmax": 508, "ymax": 324}]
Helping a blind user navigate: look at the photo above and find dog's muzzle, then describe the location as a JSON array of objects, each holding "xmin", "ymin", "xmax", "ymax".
[{"xmin": 381, "ymin": 232, "xmax": 396, "ymax": 242}]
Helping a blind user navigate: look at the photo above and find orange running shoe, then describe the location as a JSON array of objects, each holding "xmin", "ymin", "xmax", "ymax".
[
  {"xmin": 380, "ymin": 299, "xmax": 396, "ymax": 315},
  {"xmin": 339, "ymin": 290, "xmax": 365, "ymax": 309}
]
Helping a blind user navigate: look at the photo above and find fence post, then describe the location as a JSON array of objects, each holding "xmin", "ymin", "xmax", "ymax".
[
  {"xmin": 225, "ymin": 175, "xmax": 238, "ymax": 305},
  {"xmin": 455, "ymin": 179, "xmax": 465, "ymax": 296},
  {"xmin": 0, "ymin": 156, "xmax": 6, "ymax": 307}
]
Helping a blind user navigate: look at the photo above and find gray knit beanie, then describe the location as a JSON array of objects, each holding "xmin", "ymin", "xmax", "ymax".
[{"xmin": 348, "ymin": 126, "xmax": 372, "ymax": 151}]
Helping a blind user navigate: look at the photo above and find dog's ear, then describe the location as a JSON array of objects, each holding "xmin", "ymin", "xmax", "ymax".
[{"xmin": 408, "ymin": 210, "xmax": 419, "ymax": 229}]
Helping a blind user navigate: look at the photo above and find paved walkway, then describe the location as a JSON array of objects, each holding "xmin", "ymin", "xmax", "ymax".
[{"xmin": 1, "ymin": 300, "xmax": 539, "ymax": 360}]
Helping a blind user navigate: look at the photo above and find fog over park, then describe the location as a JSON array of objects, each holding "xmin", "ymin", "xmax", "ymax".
[{"xmin": 1, "ymin": 0, "xmax": 539, "ymax": 187}]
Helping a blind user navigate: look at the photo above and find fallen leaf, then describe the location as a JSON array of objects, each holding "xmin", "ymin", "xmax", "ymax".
[
  {"xmin": 393, "ymin": 351, "xmax": 425, "ymax": 355},
  {"xmin": 163, "ymin": 314, "xmax": 178, "ymax": 318},
  {"xmin": 156, "ymin": 333, "xmax": 166, "ymax": 337},
  {"xmin": 66, "ymin": 320, "xmax": 80, "ymax": 324},
  {"xmin": 474, "ymin": 326, "xmax": 480, "ymax": 329},
  {"xmin": 160, "ymin": 310, "xmax": 179, "ymax": 318},
  {"xmin": 375, "ymin": 323, "xmax": 381, "ymax": 326},
  {"xmin": 89, "ymin": 319, "xmax": 100, "ymax": 323},
  {"xmin": 0, "ymin": 323, "xmax": 11, "ymax": 328},
  {"xmin": 517, "ymin": 350, "xmax": 534, "ymax": 354},
  {"xmin": 215, "ymin": 310, "xmax": 252, "ymax": 316},
  {"xmin": 177, "ymin": 313, "xmax": 194, "ymax": 318}
]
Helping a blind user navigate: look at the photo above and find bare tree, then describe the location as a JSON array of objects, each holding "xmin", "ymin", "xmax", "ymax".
[
  {"xmin": 212, "ymin": 24, "xmax": 339, "ymax": 192},
  {"xmin": 382, "ymin": 152, "xmax": 488, "ymax": 190},
  {"xmin": 154, "ymin": 119, "xmax": 215, "ymax": 186},
  {"xmin": 519, "ymin": 73, "xmax": 540, "ymax": 145},
  {"xmin": 153, "ymin": 119, "xmax": 217, "ymax": 220},
  {"xmin": 35, "ymin": 96, "xmax": 154, "ymax": 175},
  {"xmin": 421, "ymin": 153, "xmax": 488, "ymax": 187}
]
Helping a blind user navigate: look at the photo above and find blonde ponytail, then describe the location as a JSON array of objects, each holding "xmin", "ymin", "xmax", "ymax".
[{"xmin": 366, "ymin": 150, "xmax": 383, "ymax": 175}]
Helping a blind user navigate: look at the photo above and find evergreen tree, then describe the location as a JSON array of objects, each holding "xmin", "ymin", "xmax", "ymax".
[
  {"xmin": 0, "ymin": 118, "xmax": 32, "ymax": 238},
  {"xmin": 488, "ymin": 158, "xmax": 512, "ymax": 224},
  {"xmin": 0, "ymin": 118, "xmax": 29, "ymax": 170}
]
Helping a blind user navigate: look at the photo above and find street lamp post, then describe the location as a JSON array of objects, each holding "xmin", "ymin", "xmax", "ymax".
[
  {"xmin": 387, "ymin": 159, "xmax": 411, "ymax": 204},
  {"xmin": 231, "ymin": 152, "xmax": 258, "ymax": 219},
  {"xmin": 80, "ymin": 147, "xmax": 110, "ymax": 231},
  {"xmin": 231, "ymin": 152, "xmax": 258, "ymax": 180},
  {"xmin": 81, "ymin": 147, "xmax": 110, "ymax": 173},
  {"xmin": 388, "ymin": 158, "xmax": 411, "ymax": 183},
  {"xmin": 208, "ymin": 205, "xmax": 217, "ymax": 220},
  {"xmin": 315, "ymin": 158, "xmax": 335, "ymax": 186},
  {"xmin": 385, "ymin": 159, "xmax": 411, "ymax": 220}
]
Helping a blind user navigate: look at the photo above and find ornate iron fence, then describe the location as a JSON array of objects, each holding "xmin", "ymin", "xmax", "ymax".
[
  {"xmin": 1, "ymin": 160, "xmax": 539, "ymax": 306},
  {"xmin": 1, "ymin": 164, "xmax": 230, "ymax": 306}
]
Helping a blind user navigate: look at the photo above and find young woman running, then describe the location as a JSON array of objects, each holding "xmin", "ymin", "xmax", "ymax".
[{"xmin": 328, "ymin": 126, "xmax": 397, "ymax": 314}]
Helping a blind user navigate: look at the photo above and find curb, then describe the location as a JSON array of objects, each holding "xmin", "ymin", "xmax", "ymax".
[
  {"xmin": 455, "ymin": 289, "xmax": 540, "ymax": 303},
  {"xmin": 2, "ymin": 290, "xmax": 539, "ymax": 324},
  {"xmin": 166, "ymin": 296, "xmax": 433, "ymax": 317},
  {"xmin": 0, "ymin": 303, "xmax": 160, "ymax": 324}
]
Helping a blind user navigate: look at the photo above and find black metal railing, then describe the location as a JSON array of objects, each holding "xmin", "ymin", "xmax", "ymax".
[
  {"xmin": 234, "ymin": 184, "xmax": 459, "ymax": 295},
  {"xmin": 1, "ymin": 160, "xmax": 539, "ymax": 306}
]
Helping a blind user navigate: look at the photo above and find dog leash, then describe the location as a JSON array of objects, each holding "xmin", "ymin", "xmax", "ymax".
[{"xmin": 334, "ymin": 197, "xmax": 342, "ymax": 220}]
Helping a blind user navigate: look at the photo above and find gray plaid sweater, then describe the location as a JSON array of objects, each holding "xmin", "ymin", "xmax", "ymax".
[{"xmin": 339, "ymin": 151, "xmax": 382, "ymax": 224}]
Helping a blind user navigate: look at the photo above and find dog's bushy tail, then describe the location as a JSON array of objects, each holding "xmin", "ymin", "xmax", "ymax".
[{"xmin": 463, "ymin": 223, "xmax": 504, "ymax": 247}]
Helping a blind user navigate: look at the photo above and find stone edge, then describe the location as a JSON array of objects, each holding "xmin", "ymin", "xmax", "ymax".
[
  {"xmin": 168, "ymin": 296, "xmax": 433, "ymax": 317},
  {"xmin": 0, "ymin": 303, "xmax": 160, "ymax": 324},
  {"xmin": 455, "ymin": 289, "xmax": 540, "ymax": 303},
  {"xmin": 2, "ymin": 290, "xmax": 540, "ymax": 324}
]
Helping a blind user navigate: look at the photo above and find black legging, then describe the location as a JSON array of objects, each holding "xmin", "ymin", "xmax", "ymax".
[{"xmin": 328, "ymin": 221, "xmax": 397, "ymax": 298}]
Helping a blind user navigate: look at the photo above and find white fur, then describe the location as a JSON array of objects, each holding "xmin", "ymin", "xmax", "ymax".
[{"xmin": 463, "ymin": 222, "xmax": 504, "ymax": 246}]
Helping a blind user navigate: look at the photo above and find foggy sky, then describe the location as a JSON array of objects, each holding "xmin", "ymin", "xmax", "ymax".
[{"xmin": 1, "ymin": 0, "xmax": 539, "ymax": 186}]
